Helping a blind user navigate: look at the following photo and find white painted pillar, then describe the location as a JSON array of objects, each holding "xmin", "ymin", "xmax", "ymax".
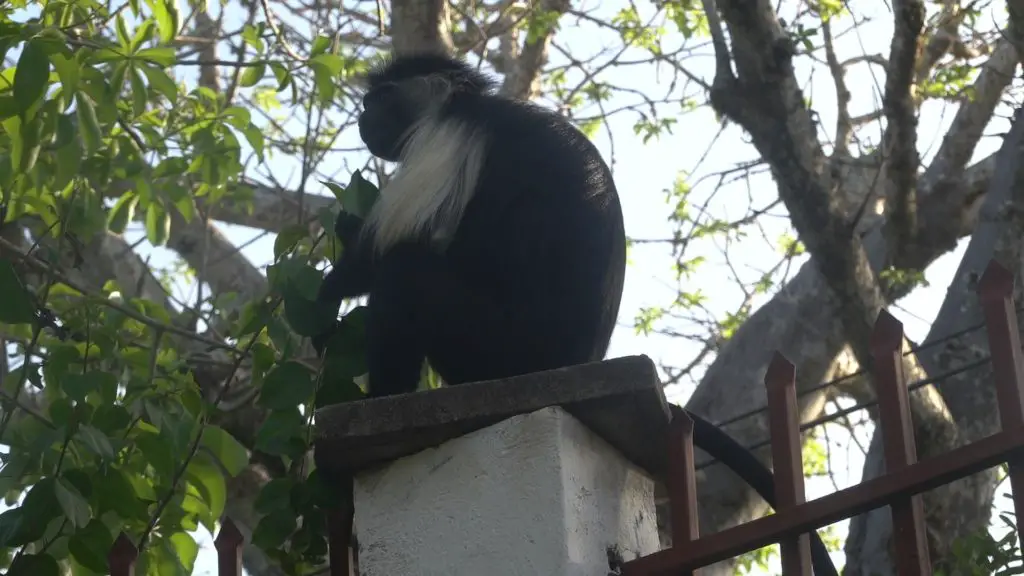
[{"xmin": 352, "ymin": 406, "xmax": 660, "ymax": 576}]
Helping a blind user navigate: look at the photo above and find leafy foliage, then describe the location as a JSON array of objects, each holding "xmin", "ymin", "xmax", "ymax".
[{"xmin": 0, "ymin": 0, "xmax": 373, "ymax": 573}]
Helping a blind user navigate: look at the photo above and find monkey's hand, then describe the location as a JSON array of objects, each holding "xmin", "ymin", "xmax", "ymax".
[
  {"xmin": 313, "ymin": 241, "xmax": 375, "ymax": 358},
  {"xmin": 334, "ymin": 210, "xmax": 364, "ymax": 248}
]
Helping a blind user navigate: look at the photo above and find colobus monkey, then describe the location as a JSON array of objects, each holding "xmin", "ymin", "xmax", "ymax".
[{"xmin": 313, "ymin": 54, "xmax": 837, "ymax": 576}]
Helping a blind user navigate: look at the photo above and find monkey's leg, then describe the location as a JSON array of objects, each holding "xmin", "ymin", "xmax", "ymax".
[
  {"xmin": 363, "ymin": 244, "xmax": 434, "ymax": 397},
  {"xmin": 366, "ymin": 244, "xmax": 538, "ymax": 397}
]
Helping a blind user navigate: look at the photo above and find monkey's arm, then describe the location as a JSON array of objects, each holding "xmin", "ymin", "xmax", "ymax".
[{"xmin": 312, "ymin": 211, "xmax": 375, "ymax": 357}]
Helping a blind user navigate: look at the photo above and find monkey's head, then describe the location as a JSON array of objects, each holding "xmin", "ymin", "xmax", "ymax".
[{"xmin": 358, "ymin": 54, "xmax": 496, "ymax": 162}]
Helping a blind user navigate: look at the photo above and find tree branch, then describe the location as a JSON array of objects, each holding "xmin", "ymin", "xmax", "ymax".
[
  {"xmin": 881, "ymin": 0, "xmax": 925, "ymax": 266},
  {"xmin": 707, "ymin": 0, "xmax": 887, "ymax": 365}
]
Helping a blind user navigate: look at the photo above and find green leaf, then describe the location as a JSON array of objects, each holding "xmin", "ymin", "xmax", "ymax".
[
  {"xmin": 53, "ymin": 122, "xmax": 82, "ymax": 190},
  {"xmin": 270, "ymin": 62, "xmax": 291, "ymax": 92},
  {"xmin": 342, "ymin": 170, "xmax": 379, "ymax": 218},
  {"xmin": 2, "ymin": 115, "xmax": 22, "ymax": 172},
  {"xmin": 168, "ymin": 531, "xmax": 198, "ymax": 573},
  {"xmin": 0, "ymin": 509, "xmax": 24, "ymax": 548},
  {"xmin": 145, "ymin": 201, "xmax": 170, "ymax": 246},
  {"xmin": 309, "ymin": 53, "xmax": 343, "ymax": 75},
  {"xmin": 252, "ymin": 509, "xmax": 297, "ymax": 549},
  {"xmin": 258, "ymin": 361, "xmax": 316, "ymax": 410},
  {"xmin": 239, "ymin": 62, "xmax": 266, "ymax": 87},
  {"xmin": 254, "ymin": 478, "xmax": 294, "ymax": 514},
  {"xmin": 13, "ymin": 40, "xmax": 50, "ymax": 115},
  {"xmin": 184, "ymin": 455, "xmax": 225, "ymax": 532},
  {"xmin": 74, "ymin": 92, "xmax": 102, "ymax": 155},
  {"xmin": 54, "ymin": 478, "xmax": 91, "ymax": 528},
  {"xmin": 129, "ymin": 65, "xmax": 147, "ymax": 117},
  {"xmin": 0, "ymin": 260, "xmax": 36, "ymax": 325},
  {"xmin": 140, "ymin": 64, "xmax": 177, "ymax": 102},
  {"xmin": 94, "ymin": 468, "xmax": 147, "ymax": 519},
  {"xmin": 135, "ymin": 47, "xmax": 176, "ymax": 67},
  {"xmin": 130, "ymin": 19, "xmax": 155, "ymax": 52},
  {"xmin": 241, "ymin": 25, "xmax": 265, "ymax": 54},
  {"xmin": 17, "ymin": 115, "xmax": 42, "ymax": 172},
  {"xmin": 310, "ymin": 61, "xmax": 335, "ymax": 106},
  {"xmin": 8, "ymin": 552, "xmax": 59, "ymax": 576},
  {"xmin": 241, "ymin": 124, "xmax": 264, "ymax": 159},
  {"xmin": 0, "ymin": 95, "xmax": 19, "ymax": 120},
  {"xmin": 107, "ymin": 191, "xmax": 139, "ymax": 233},
  {"xmin": 221, "ymin": 105, "xmax": 250, "ymax": 129},
  {"xmin": 110, "ymin": 60, "xmax": 128, "ymax": 95},
  {"xmin": 48, "ymin": 52, "xmax": 78, "ymax": 99},
  {"xmin": 254, "ymin": 409, "xmax": 306, "ymax": 457},
  {"xmin": 9, "ymin": 478, "xmax": 63, "ymax": 545},
  {"xmin": 146, "ymin": 0, "xmax": 180, "ymax": 44},
  {"xmin": 199, "ymin": 426, "xmax": 249, "ymax": 477},
  {"xmin": 309, "ymin": 35, "xmax": 331, "ymax": 57},
  {"xmin": 283, "ymin": 289, "xmax": 336, "ymax": 337},
  {"xmin": 93, "ymin": 47, "xmax": 130, "ymax": 63},
  {"xmin": 116, "ymin": 14, "xmax": 132, "ymax": 48},
  {"xmin": 321, "ymin": 180, "xmax": 345, "ymax": 203},
  {"xmin": 68, "ymin": 519, "xmax": 114, "ymax": 573},
  {"xmin": 62, "ymin": 371, "xmax": 116, "ymax": 402},
  {"xmin": 273, "ymin": 224, "xmax": 308, "ymax": 260},
  {"xmin": 76, "ymin": 424, "xmax": 116, "ymax": 460}
]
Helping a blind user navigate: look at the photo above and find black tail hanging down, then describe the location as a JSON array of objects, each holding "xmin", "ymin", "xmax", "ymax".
[{"xmin": 673, "ymin": 406, "xmax": 839, "ymax": 576}]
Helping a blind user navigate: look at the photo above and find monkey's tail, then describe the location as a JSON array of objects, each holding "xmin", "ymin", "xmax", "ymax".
[{"xmin": 675, "ymin": 406, "xmax": 839, "ymax": 576}]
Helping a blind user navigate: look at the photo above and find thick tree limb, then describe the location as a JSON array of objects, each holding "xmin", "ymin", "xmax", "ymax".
[
  {"xmin": 881, "ymin": 0, "xmax": 925, "ymax": 265},
  {"xmin": 707, "ymin": 0, "xmax": 886, "ymax": 369},
  {"xmin": 390, "ymin": 0, "xmax": 454, "ymax": 55},
  {"xmin": 847, "ymin": 104, "xmax": 1024, "ymax": 575},
  {"xmin": 497, "ymin": 0, "xmax": 570, "ymax": 99}
]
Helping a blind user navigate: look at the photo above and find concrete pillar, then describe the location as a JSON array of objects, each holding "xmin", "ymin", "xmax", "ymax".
[{"xmin": 352, "ymin": 406, "xmax": 660, "ymax": 576}]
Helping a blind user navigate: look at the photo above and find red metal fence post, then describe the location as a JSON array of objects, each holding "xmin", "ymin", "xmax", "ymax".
[
  {"xmin": 215, "ymin": 518, "xmax": 244, "ymax": 576},
  {"xmin": 764, "ymin": 352, "xmax": 812, "ymax": 575},
  {"xmin": 871, "ymin": 310, "xmax": 931, "ymax": 575},
  {"xmin": 667, "ymin": 412, "xmax": 699, "ymax": 576},
  {"xmin": 327, "ymin": 475, "xmax": 356, "ymax": 576},
  {"xmin": 977, "ymin": 260, "xmax": 1024, "ymax": 539},
  {"xmin": 108, "ymin": 532, "xmax": 138, "ymax": 576}
]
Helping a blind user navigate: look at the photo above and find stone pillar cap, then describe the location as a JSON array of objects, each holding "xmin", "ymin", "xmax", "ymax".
[{"xmin": 313, "ymin": 355, "xmax": 672, "ymax": 481}]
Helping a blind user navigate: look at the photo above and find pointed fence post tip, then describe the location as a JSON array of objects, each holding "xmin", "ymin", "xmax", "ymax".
[
  {"xmin": 215, "ymin": 518, "xmax": 244, "ymax": 576},
  {"xmin": 107, "ymin": 532, "xmax": 138, "ymax": 575},
  {"xmin": 765, "ymin": 352, "xmax": 795, "ymax": 390},
  {"xmin": 871, "ymin": 309, "xmax": 904, "ymax": 356},
  {"xmin": 978, "ymin": 259, "xmax": 1015, "ymax": 300},
  {"xmin": 215, "ymin": 517, "xmax": 245, "ymax": 551},
  {"xmin": 671, "ymin": 409, "xmax": 694, "ymax": 436}
]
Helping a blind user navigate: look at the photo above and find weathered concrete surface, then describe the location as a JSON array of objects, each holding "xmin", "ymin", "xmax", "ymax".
[{"xmin": 353, "ymin": 407, "xmax": 661, "ymax": 576}]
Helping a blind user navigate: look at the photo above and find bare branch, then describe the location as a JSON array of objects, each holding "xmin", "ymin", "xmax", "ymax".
[{"xmin": 821, "ymin": 17, "xmax": 853, "ymax": 157}]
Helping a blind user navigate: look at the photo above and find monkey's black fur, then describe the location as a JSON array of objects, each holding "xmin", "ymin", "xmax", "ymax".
[
  {"xmin": 315, "ymin": 53, "xmax": 626, "ymax": 393},
  {"xmin": 313, "ymin": 54, "xmax": 837, "ymax": 576}
]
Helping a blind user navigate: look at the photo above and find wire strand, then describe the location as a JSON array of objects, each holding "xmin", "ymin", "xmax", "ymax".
[{"xmin": 706, "ymin": 303, "xmax": 1024, "ymax": 431}]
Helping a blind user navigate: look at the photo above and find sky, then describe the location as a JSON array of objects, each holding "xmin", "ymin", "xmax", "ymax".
[{"xmin": 4, "ymin": 0, "xmax": 1019, "ymax": 574}]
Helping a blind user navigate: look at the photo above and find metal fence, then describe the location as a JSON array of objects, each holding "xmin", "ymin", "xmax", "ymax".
[
  {"xmin": 621, "ymin": 259, "xmax": 1024, "ymax": 575},
  {"xmin": 107, "ymin": 518, "xmax": 243, "ymax": 576}
]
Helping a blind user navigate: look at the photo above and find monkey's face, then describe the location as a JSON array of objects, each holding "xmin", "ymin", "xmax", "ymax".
[{"xmin": 359, "ymin": 83, "xmax": 418, "ymax": 162}]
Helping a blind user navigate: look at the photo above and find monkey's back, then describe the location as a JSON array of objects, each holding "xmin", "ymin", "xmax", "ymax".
[{"xmin": 442, "ymin": 94, "xmax": 626, "ymax": 377}]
